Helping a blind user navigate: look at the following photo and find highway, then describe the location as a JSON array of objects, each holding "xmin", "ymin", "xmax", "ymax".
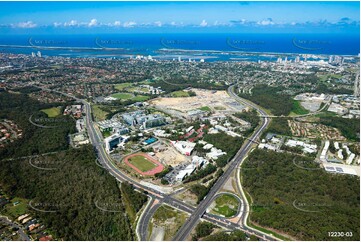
[
  {"xmin": 172, "ymin": 85, "xmax": 272, "ymax": 241},
  {"xmin": 37, "ymin": 85, "xmax": 277, "ymax": 241}
]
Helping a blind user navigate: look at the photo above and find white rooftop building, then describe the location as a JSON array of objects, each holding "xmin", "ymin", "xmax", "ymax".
[
  {"xmin": 337, "ymin": 149, "xmax": 344, "ymax": 160},
  {"xmin": 206, "ymin": 147, "xmax": 226, "ymax": 160},
  {"xmin": 323, "ymin": 163, "xmax": 359, "ymax": 176},
  {"xmin": 186, "ymin": 126, "xmax": 194, "ymax": 133},
  {"xmin": 192, "ymin": 156, "xmax": 208, "ymax": 167},
  {"xmin": 198, "ymin": 140, "xmax": 207, "ymax": 145},
  {"xmin": 104, "ymin": 134, "xmax": 129, "ymax": 153},
  {"xmin": 171, "ymin": 140, "xmax": 196, "ymax": 156},
  {"xmin": 342, "ymin": 144, "xmax": 351, "ymax": 155},
  {"xmin": 215, "ymin": 125, "xmax": 228, "ymax": 132},
  {"xmin": 284, "ymin": 139, "xmax": 317, "ymax": 153},
  {"xmin": 327, "ymin": 103, "xmax": 348, "ymax": 115},
  {"xmin": 207, "ymin": 128, "xmax": 219, "ymax": 134},
  {"xmin": 271, "ymin": 137, "xmax": 281, "ymax": 143},
  {"xmin": 76, "ymin": 119, "xmax": 85, "ymax": 132},
  {"xmin": 334, "ymin": 141, "xmax": 340, "ymax": 150},
  {"xmin": 203, "ymin": 143, "xmax": 214, "ymax": 150},
  {"xmin": 104, "ymin": 96, "xmax": 118, "ymax": 101},
  {"xmin": 258, "ymin": 143, "xmax": 277, "ymax": 151},
  {"xmin": 226, "ymin": 130, "xmax": 242, "ymax": 137},
  {"xmin": 175, "ymin": 164, "xmax": 196, "ymax": 181},
  {"xmin": 153, "ymin": 129, "xmax": 170, "ymax": 137},
  {"xmin": 320, "ymin": 140, "xmax": 330, "ymax": 162},
  {"xmin": 346, "ymin": 153, "xmax": 356, "ymax": 165}
]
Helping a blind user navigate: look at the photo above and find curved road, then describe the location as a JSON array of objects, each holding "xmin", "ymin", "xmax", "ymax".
[
  {"xmin": 37, "ymin": 85, "xmax": 277, "ymax": 241},
  {"xmin": 172, "ymin": 85, "xmax": 272, "ymax": 241}
]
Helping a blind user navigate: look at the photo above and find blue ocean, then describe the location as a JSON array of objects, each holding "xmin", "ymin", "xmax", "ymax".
[{"xmin": 0, "ymin": 33, "xmax": 359, "ymax": 62}]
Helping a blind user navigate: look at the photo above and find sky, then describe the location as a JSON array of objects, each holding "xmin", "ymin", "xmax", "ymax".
[{"xmin": 0, "ymin": 1, "xmax": 359, "ymax": 34}]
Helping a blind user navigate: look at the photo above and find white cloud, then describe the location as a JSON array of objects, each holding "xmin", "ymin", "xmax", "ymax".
[
  {"xmin": 64, "ymin": 20, "xmax": 78, "ymax": 27},
  {"xmin": 113, "ymin": 21, "xmax": 121, "ymax": 26},
  {"xmin": 13, "ymin": 21, "xmax": 37, "ymax": 28},
  {"xmin": 154, "ymin": 21, "xmax": 162, "ymax": 27},
  {"xmin": 53, "ymin": 22, "xmax": 62, "ymax": 27},
  {"xmin": 229, "ymin": 19, "xmax": 248, "ymax": 26},
  {"xmin": 169, "ymin": 21, "xmax": 184, "ymax": 27},
  {"xmin": 200, "ymin": 19, "xmax": 208, "ymax": 27},
  {"xmin": 213, "ymin": 21, "xmax": 230, "ymax": 27},
  {"xmin": 88, "ymin": 19, "xmax": 98, "ymax": 27},
  {"xmin": 239, "ymin": 19, "xmax": 247, "ymax": 24},
  {"xmin": 123, "ymin": 21, "xmax": 136, "ymax": 28},
  {"xmin": 257, "ymin": 18, "xmax": 274, "ymax": 26}
]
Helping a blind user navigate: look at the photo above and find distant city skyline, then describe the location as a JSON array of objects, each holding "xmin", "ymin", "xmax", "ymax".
[{"xmin": 0, "ymin": 1, "xmax": 359, "ymax": 34}]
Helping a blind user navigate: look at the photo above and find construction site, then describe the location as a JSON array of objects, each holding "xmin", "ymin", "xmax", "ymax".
[{"xmin": 150, "ymin": 88, "xmax": 246, "ymax": 120}]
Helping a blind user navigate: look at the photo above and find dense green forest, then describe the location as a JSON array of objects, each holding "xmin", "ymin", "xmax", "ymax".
[
  {"xmin": 315, "ymin": 83, "xmax": 353, "ymax": 95},
  {"xmin": 203, "ymin": 230, "xmax": 248, "ymax": 241},
  {"xmin": 203, "ymin": 132, "xmax": 244, "ymax": 167},
  {"xmin": 120, "ymin": 182, "xmax": 148, "ymax": 223},
  {"xmin": 184, "ymin": 164, "xmax": 217, "ymax": 183},
  {"xmin": 0, "ymin": 92, "xmax": 135, "ymax": 240},
  {"xmin": 265, "ymin": 118, "xmax": 292, "ymax": 136},
  {"xmin": 320, "ymin": 116, "xmax": 360, "ymax": 141},
  {"xmin": 0, "ymin": 92, "xmax": 75, "ymax": 156},
  {"xmin": 241, "ymin": 149, "xmax": 360, "ymax": 241},
  {"xmin": 234, "ymin": 109, "xmax": 260, "ymax": 137},
  {"xmin": 192, "ymin": 221, "xmax": 218, "ymax": 240},
  {"xmin": 193, "ymin": 222, "xmax": 253, "ymax": 241},
  {"xmin": 239, "ymin": 85, "xmax": 293, "ymax": 116},
  {"xmin": 189, "ymin": 184, "xmax": 210, "ymax": 203},
  {"xmin": 0, "ymin": 146, "xmax": 134, "ymax": 240}
]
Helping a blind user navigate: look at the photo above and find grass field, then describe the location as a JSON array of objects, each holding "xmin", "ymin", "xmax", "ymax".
[
  {"xmin": 126, "ymin": 86, "xmax": 149, "ymax": 93},
  {"xmin": 171, "ymin": 90, "xmax": 190, "ymax": 97},
  {"xmin": 128, "ymin": 155, "xmax": 157, "ymax": 172},
  {"xmin": 91, "ymin": 105, "xmax": 109, "ymax": 121},
  {"xmin": 199, "ymin": 106, "xmax": 212, "ymax": 112},
  {"xmin": 3, "ymin": 197, "xmax": 29, "ymax": 219},
  {"xmin": 111, "ymin": 92, "xmax": 133, "ymax": 100},
  {"xmin": 114, "ymin": 83, "xmax": 133, "ymax": 91},
  {"xmin": 102, "ymin": 130, "xmax": 111, "ymax": 138},
  {"xmin": 318, "ymin": 74, "xmax": 342, "ymax": 82},
  {"xmin": 132, "ymin": 95, "xmax": 150, "ymax": 102},
  {"xmin": 211, "ymin": 194, "xmax": 240, "ymax": 218},
  {"xmin": 41, "ymin": 107, "xmax": 62, "ymax": 117},
  {"xmin": 289, "ymin": 100, "xmax": 309, "ymax": 116}
]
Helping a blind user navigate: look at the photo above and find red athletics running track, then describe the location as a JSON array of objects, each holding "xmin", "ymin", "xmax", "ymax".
[{"xmin": 124, "ymin": 153, "xmax": 164, "ymax": 176}]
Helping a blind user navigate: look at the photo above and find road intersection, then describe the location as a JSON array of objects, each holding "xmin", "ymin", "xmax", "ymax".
[{"xmin": 37, "ymin": 85, "xmax": 278, "ymax": 241}]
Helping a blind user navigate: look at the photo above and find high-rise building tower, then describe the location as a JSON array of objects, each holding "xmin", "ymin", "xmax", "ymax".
[{"xmin": 328, "ymin": 55, "xmax": 333, "ymax": 64}]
